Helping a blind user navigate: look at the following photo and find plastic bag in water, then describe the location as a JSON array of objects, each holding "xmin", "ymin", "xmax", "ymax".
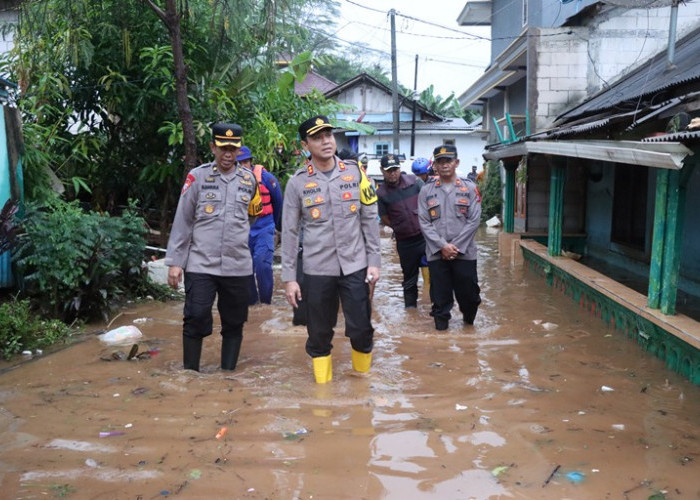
[{"xmin": 98, "ymin": 325, "xmax": 143, "ymax": 345}]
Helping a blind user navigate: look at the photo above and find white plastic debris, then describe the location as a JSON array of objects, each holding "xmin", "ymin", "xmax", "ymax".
[
  {"xmin": 455, "ymin": 404, "xmax": 468, "ymax": 411},
  {"xmin": 147, "ymin": 258, "xmax": 169, "ymax": 285},
  {"xmin": 601, "ymin": 385, "xmax": 615, "ymax": 392},
  {"xmin": 541, "ymin": 322, "xmax": 559, "ymax": 331},
  {"xmin": 612, "ymin": 424, "xmax": 625, "ymax": 430},
  {"xmin": 97, "ymin": 325, "xmax": 143, "ymax": 345},
  {"xmin": 485, "ymin": 216, "xmax": 501, "ymax": 227}
]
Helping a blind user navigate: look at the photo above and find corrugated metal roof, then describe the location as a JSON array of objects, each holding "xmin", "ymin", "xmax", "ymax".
[
  {"xmin": 557, "ymin": 26, "xmax": 700, "ymax": 123},
  {"xmin": 641, "ymin": 130, "xmax": 700, "ymax": 142}
]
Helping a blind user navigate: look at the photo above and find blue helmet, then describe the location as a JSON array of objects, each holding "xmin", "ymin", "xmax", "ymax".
[{"xmin": 412, "ymin": 157, "xmax": 431, "ymax": 175}]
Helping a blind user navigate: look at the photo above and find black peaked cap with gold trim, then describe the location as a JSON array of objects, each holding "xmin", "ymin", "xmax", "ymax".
[
  {"xmin": 298, "ymin": 115, "xmax": 334, "ymax": 140},
  {"xmin": 212, "ymin": 123, "xmax": 243, "ymax": 147},
  {"xmin": 433, "ymin": 144, "xmax": 458, "ymax": 159}
]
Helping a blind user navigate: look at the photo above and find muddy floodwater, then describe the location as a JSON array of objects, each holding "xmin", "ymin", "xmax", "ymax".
[{"xmin": 1, "ymin": 228, "xmax": 699, "ymax": 500}]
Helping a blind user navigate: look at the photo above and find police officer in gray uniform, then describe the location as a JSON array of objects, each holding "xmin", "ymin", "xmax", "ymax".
[
  {"xmin": 166, "ymin": 123, "xmax": 262, "ymax": 371},
  {"xmin": 281, "ymin": 115, "xmax": 381, "ymax": 383},
  {"xmin": 418, "ymin": 145, "xmax": 482, "ymax": 330}
]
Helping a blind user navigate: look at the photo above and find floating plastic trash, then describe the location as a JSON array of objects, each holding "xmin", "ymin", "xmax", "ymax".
[
  {"xmin": 601, "ymin": 385, "xmax": 615, "ymax": 392},
  {"xmin": 491, "ymin": 465, "xmax": 509, "ymax": 477},
  {"xmin": 98, "ymin": 325, "xmax": 143, "ymax": 345},
  {"xmin": 455, "ymin": 404, "xmax": 468, "ymax": 411},
  {"xmin": 215, "ymin": 427, "xmax": 228, "ymax": 439},
  {"xmin": 485, "ymin": 216, "xmax": 501, "ymax": 227},
  {"xmin": 566, "ymin": 471, "xmax": 585, "ymax": 483},
  {"xmin": 99, "ymin": 431, "xmax": 125, "ymax": 438}
]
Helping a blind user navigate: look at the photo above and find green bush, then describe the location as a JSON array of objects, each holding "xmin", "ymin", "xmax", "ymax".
[
  {"xmin": 480, "ymin": 160, "xmax": 503, "ymax": 222},
  {"xmin": 13, "ymin": 199, "xmax": 153, "ymax": 322},
  {"xmin": 0, "ymin": 297, "xmax": 73, "ymax": 360}
]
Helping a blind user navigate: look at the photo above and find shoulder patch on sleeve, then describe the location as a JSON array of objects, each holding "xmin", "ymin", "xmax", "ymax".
[{"xmin": 181, "ymin": 173, "xmax": 196, "ymax": 195}]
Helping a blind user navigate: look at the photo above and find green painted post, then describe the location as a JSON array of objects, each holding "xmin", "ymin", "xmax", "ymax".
[
  {"xmin": 501, "ymin": 159, "xmax": 519, "ymax": 234},
  {"xmin": 648, "ymin": 169, "xmax": 668, "ymax": 309},
  {"xmin": 661, "ymin": 169, "xmax": 684, "ymax": 315},
  {"xmin": 547, "ymin": 160, "xmax": 565, "ymax": 256},
  {"xmin": 504, "ymin": 165, "xmax": 516, "ymax": 233}
]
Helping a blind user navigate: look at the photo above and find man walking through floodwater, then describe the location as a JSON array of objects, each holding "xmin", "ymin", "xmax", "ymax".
[
  {"xmin": 418, "ymin": 145, "xmax": 481, "ymax": 330},
  {"xmin": 280, "ymin": 115, "xmax": 381, "ymax": 383},
  {"xmin": 165, "ymin": 123, "xmax": 262, "ymax": 372}
]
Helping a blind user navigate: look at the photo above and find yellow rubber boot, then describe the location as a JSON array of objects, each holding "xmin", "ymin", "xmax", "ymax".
[
  {"xmin": 312, "ymin": 355, "xmax": 333, "ymax": 384},
  {"xmin": 351, "ymin": 350, "xmax": 372, "ymax": 373},
  {"xmin": 421, "ymin": 267, "xmax": 431, "ymax": 295}
]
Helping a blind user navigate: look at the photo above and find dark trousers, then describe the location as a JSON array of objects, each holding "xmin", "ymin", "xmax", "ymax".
[
  {"xmin": 396, "ymin": 234, "xmax": 428, "ymax": 307},
  {"xmin": 183, "ymin": 273, "xmax": 250, "ymax": 340},
  {"xmin": 292, "ymin": 249, "xmax": 308, "ymax": 326},
  {"xmin": 303, "ymin": 269, "xmax": 373, "ymax": 358},
  {"xmin": 428, "ymin": 259, "xmax": 481, "ymax": 324}
]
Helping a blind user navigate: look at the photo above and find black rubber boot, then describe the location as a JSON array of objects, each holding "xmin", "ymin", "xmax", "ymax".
[
  {"xmin": 403, "ymin": 275, "xmax": 418, "ymax": 308},
  {"xmin": 435, "ymin": 318, "xmax": 449, "ymax": 331},
  {"xmin": 183, "ymin": 336, "xmax": 202, "ymax": 371},
  {"xmin": 221, "ymin": 336, "xmax": 243, "ymax": 371}
]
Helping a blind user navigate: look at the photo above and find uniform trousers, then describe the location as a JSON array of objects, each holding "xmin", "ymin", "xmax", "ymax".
[
  {"xmin": 303, "ymin": 269, "xmax": 373, "ymax": 358},
  {"xmin": 395, "ymin": 234, "xmax": 428, "ymax": 307},
  {"xmin": 248, "ymin": 222, "xmax": 276, "ymax": 304},
  {"xmin": 183, "ymin": 273, "xmax": 250, "ymax": 340},
  {"xmin": 292, "ymin": 248, "xmax": 308, "ymax": 326},
  {"xmin": 428, "ymin": 259, "xmax": 481, "ymax": 325}
]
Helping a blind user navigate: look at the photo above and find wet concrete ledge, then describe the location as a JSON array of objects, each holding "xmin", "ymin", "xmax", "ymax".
[{"xmin": 519, "ymin": 239, "xmax": 700, "ymax": 384}]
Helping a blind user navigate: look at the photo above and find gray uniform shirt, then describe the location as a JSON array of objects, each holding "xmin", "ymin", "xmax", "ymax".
[
  {"xmin": 418, "ymin": 177, "xmax": 482, "ymax": 261},
  {"xmin": 281, "ymin": 158, "xmax": 381, "ymax": 281},
  {"xmin": 165, "ymin": 161, "xmax": 260, "ymax": 276}
]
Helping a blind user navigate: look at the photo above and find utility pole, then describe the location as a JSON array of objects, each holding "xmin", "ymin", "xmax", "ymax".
[
  {"xmin": 410, "ymin": 54, "xmax": 418, "ymax": 157},
  {"xmin": 390, "ymin": 9, "xmax": 400, "ymax": 155}
]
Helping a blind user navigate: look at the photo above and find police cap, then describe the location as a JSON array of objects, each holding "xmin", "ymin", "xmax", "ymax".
[
  {"xmin": 299, "ymin": 115, "xmax": 334, "ymax": 140},
  {"xmin": 212, "ymin": 123, "xmax": 243, "ymax": 148},
  {"xmin": 433, "ymin": 144, "xmax": 458, "ymax": 160}
]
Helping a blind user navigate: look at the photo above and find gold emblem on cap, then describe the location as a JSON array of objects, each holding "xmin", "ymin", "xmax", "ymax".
[
  {"xmin": 225, "ymin": 129, "xmax": 233, "ymax": 137},
  {"xmin": 440, "ymin": 147, "xmax": 447, "ymax": 154},
  {"xmin": 315, "ymin": 118, "xmax": 324, "ymax": 126}
]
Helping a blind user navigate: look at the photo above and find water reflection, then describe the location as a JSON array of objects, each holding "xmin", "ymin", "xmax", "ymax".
[{"xmin": 1, "ymin": 228, "xmax": 699, "ymax": 499}]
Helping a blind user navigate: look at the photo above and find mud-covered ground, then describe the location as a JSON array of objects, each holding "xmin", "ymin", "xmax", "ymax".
[{"xmin": 0, "ymin": 228, "xmax": 699, "ymax": 499}]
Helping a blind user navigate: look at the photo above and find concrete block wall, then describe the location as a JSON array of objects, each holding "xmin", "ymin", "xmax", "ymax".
[
  {"xmin": 531, "ymin": 3, "xmax": 700, "ymax": 130},
  {"xmin": 533, "ymin": 28, "xmax": 590, "ymax": 131}
]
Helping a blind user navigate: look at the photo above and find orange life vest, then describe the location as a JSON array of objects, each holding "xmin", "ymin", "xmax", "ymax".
[{"xmin": 253, "ymin": 164, "xmax": 273, "ymax": 216}]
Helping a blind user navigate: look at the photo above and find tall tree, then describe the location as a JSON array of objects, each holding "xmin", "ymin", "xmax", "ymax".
[{"xmin": 142, "ymin": 0, "xmax": 198, "ymax": 175}]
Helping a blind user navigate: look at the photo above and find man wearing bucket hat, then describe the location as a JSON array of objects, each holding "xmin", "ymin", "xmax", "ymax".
[
  {"xmin": 236, "ymin": 146, "xmax": 283, "ymax": 305},
  {"xmin": 281, "ymin": 115, "xmax": 381, "ymax": 383},
  {"xmin": 418, "ymin": 144, "xmax": 482, "ymax": 330},
  {"xmin": 166, "ymin": 123, "xmax": 262, "ymax": 372}
]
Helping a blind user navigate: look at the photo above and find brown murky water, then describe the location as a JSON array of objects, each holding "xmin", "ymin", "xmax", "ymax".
[{"xmin": 1, "ymin": 228, "xmax": 699, "ymax": 500}]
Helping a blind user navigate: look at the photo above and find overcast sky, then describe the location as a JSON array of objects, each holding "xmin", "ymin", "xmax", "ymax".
[{"xmin": 333, "ymin": 0, "xmax": 492, "ymax": 99}]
